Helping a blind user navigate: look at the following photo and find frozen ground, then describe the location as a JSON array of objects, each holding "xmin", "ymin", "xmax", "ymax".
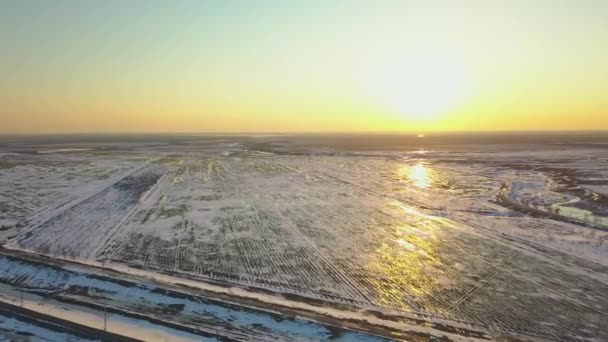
[
  {"xmin": 0, "ymin": 250, "xmax": 412, "ymax": 342},
  {"xmin": 0, "ymin": 311, "xmax": 98, "ymax": 342},
  {"xmin": 1, "ymin": 133, "xmax": 607, "ymax": 341}
]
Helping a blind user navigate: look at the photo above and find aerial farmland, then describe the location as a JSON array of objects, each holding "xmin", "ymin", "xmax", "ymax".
[{"xmin": 0, "ymin": 133, "xmax": 607, "ymax": 341}]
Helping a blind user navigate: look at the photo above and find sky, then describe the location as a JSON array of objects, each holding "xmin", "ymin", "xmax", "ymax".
[{"xmin": 1, "ymin": 0, "xmax": 607, "ymax": 133}]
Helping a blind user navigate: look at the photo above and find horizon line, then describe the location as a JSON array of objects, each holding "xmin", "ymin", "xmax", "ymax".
[{"xmin": 2, "ymin": 129, "xmax": 608, "ymax": 137}]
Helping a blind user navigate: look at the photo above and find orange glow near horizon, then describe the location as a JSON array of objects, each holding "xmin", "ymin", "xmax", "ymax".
[{"xmin": 1, "ymin": 2, "xmax": 607, "ymax": 133}]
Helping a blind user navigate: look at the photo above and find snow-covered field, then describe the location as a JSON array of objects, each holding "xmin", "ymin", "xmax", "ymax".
[
  {"xmin": 0, "ymin": 252, "xmax": 394, "ymax": 342},
  {"xmin": 1, "ymin": 134, "xmax": 607, "ymax": 341}
]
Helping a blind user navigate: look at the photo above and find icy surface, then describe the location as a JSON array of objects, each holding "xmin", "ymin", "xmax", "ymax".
[
  {"xmin": 1, "ymin": 134, "xmax": 607, "ymax": 341},
  {"xmin": 0, "ymin": 254, "xmax": 390, "ymax": 341},
  {"xmin": 0, "ymin": 314, "xmax": 98, "ymax": 342}
]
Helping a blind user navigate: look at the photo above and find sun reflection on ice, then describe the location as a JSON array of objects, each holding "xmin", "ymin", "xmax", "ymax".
[
  {"xmin": 362, "ymin": 201, "xmax": 455, "ymax": 313},
  {"xmin": 399, "ymin": 162, "xmax": 433, "ymax": 188}
]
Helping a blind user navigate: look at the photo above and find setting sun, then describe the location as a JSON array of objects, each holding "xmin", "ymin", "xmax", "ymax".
[
  {"xmin": 369, "ymin": 52, "xmax": 471, "ymax": 122},
  {"xmin": 1, "ymin": 1, "xmax": 607, "ymax": 134}
]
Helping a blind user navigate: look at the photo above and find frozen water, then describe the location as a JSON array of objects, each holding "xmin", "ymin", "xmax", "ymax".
[{"xmin": 0, "ymin": 133, "xmax": 607, "ymax": 341}]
